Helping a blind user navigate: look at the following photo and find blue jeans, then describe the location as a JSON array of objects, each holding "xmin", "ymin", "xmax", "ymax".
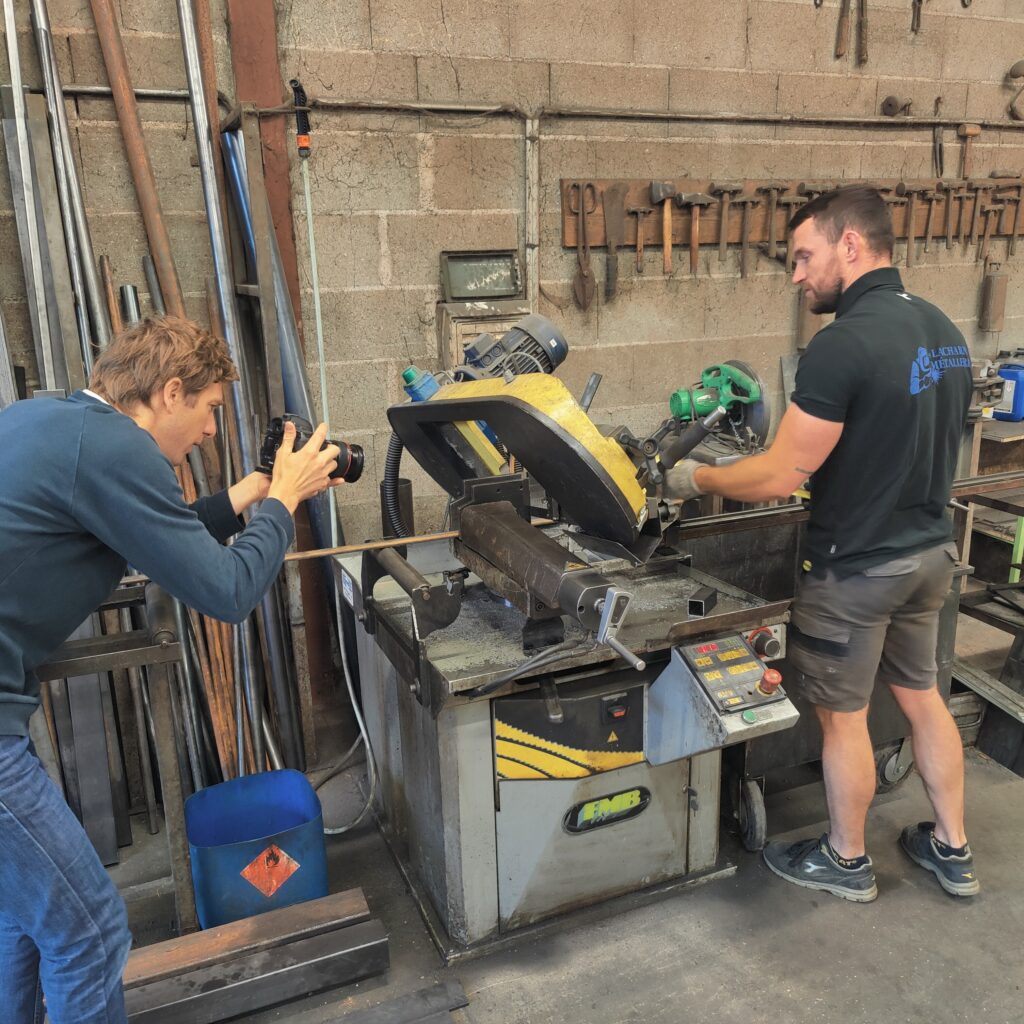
[{"xmin": 0, "ymin": 735, "xmax": 131, "ymax": 1023}]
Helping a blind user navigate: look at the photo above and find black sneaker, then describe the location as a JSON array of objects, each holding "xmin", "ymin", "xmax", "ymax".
[
  {"xmin": 898, "ymin": 822, "xmax": 980, "ymax": 897},
  {"xmin": 762, "ymin": 834, "xmax": 878, "ymax": 903}
]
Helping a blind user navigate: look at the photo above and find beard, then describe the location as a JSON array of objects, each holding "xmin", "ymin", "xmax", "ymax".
[{"xmin": 807, "ymin": 275, "xmax": 843, "ymax": 314}]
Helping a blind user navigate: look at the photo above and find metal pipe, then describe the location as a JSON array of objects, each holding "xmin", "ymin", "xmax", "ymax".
[
  {"xmin": 100, "ymin": 256, "xmax": 124, "ymax": 334},
  {"xmin": 525, "ymin": 116, "xmax": 540, "ymax": 310},
  {"xmin": 88, "ymin": 0, "xmax": 186, "ymax": 317},
  {"xmin": 3, "ymin": 1, "xmax": 54, "ymax": 387},
  {"xmin": 176, "ymin": 0, "xmax": 257, "ymax": 472},
  {"xmin": 30, "ymin": 3, "xmax": 112, "ymax": 349},
  {"xmin": 286, "ymin": 95, "xmax": 1024, "ymax": 133},
  {"xmin": 28, "ymin": 83, "xmax": 230, "ymax": 105},
  {"xmin": 143, "ymin": 255, "xmax": 166, "ymax": 314},
  {"xmin": 119, "ymin": 284, "xmax": 142, "ymax": 325},
  {"xmin": 239, "ymin": 617, "xmax": 266, "ymax": 770}
]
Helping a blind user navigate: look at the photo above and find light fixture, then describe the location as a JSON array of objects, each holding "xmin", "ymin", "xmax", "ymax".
[{"xmin": 1009, "ymin": 59, "xmax": 1024, "ymax": 121}]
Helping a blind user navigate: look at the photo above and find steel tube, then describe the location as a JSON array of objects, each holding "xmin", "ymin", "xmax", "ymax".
[
  {"xmin": 119, "ymin": 284, "xmax": 142, "ymax": 325},
  {"xmin": 30, "ymin": 4, "xmax": 112, "ymax": 348},
  {"xmin": 143, "ymin": 254, "xmax": 166, "ymax": 314},
  {"xmin": 3, "ymin": 2, "xmax": 54, "ymax": 387},
  {"xmin": 89, "ymin": 0, "xmax": 186, "ymax": 316},
  {"xmin": 176, "ymin": 0, "xmax": 256, "ymax": 472}
]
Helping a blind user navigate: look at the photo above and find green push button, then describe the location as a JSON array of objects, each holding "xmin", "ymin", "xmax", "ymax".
[{"xmin": 741, "ymin": 710, "xmax": 758, "ymax": 725}]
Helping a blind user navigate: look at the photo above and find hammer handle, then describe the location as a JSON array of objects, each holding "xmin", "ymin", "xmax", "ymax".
[
  {"xmin": 662, "ymin": 201, "xmax": 672, "ymax": 274},
  {"xmin": 856, "ymin": 0, "xmax": 868, "ymax": 66},
  {"xmin": 690, "ymin": 208, "xmax": 700, "ymax": 275},
  {"xmin": 836, "ymin": 0, "xmax": 851, "ymax": 58}
]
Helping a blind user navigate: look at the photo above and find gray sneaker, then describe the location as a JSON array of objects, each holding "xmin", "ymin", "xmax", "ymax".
[
  {"xmin": 898, "ymin": 822, "xmax": 980, "ymax": 897},
  {"xmin": 763, "ymin": 834, "xmax": 878, "ymax": 903}
]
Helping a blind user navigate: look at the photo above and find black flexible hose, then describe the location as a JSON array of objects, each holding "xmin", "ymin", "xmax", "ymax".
[{"xmin": 383, "ymin": 431, "xmax": 410, "ymax": 538}]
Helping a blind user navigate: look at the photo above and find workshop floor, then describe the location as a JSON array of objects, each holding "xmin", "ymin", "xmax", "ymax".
[{"xmin": 119, "ymin": 615, "xmax": 1024, "ymax": 1024}]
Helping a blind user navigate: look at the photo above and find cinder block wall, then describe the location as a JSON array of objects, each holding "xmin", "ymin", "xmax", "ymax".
[{"xmin": 3, "ymin": 1, "xmax": 1024, "ymax": 543}]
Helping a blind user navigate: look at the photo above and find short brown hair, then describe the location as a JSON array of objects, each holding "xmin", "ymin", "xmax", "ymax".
[
  {"xmin": 788, "ymin": 185, "xmax": 895, "ymax": 257},
  {"xmin": 89, "ymin": 315, "xmax": 238, "ymax": 408}
]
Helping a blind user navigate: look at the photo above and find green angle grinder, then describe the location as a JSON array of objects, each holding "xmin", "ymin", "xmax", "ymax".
[{"xmin": 639, "ymin": 361, "xmax": 771, "ymax": 484}]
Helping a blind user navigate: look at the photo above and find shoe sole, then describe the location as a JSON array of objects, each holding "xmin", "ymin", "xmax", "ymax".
[
  {"xmin": 899, "ymin": 838, "xmax": 980, "ymax": 897},
  {"xmin": 763, "ymin": 852, "xmax": 878, "ymax": 903}
]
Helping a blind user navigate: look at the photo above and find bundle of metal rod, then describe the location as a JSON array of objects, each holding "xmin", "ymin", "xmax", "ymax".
[{"xmin": 29, "ymin": 0, "xmax": 111, "ymax": 357}]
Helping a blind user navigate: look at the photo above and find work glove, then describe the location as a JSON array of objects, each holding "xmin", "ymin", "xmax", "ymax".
[{"xmin": 662, "ymin": 459, "xmax": 705, "ymax": 502}]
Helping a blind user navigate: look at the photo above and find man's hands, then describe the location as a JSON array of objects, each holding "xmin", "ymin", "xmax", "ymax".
[
  {"xmin": 266, "ymin": 421, "xmax": 342, "ymax": 515},
  {"xmin": 228, "ymin": 471, "xmax": 272, "ymax": 515},
  {"xmin": 662, "ymin": 459, "xmax": 705, "ymax": 502}
]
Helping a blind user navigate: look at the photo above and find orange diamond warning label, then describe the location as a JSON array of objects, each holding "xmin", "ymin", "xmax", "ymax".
[{"xmin": 240, "ymin": 844, "xmax": 300, "ymax": 898}]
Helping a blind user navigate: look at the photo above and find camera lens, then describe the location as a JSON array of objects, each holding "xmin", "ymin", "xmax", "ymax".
[{"xmin": 332, "ymin": 442, "xmax": 364, "ymax": 483}]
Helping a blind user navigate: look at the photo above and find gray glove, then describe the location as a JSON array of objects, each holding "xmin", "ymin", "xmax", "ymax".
[{"xmin": 662, "ymin": 459, "xmax": 705, "ymax": 502}]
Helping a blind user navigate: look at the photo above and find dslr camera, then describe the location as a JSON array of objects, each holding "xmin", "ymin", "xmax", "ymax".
[{"xmin": 257, "ymin": 414, "xmax": 364, "ymax": 483}]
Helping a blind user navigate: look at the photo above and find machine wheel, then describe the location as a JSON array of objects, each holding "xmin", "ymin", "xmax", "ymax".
[
  {"xmin": 737, "ymin": 779, "xmax": 768, "ymax": 851},
  {"xmin": 875, "ymin": 742, "xmax": 914, "ymax": 793}
]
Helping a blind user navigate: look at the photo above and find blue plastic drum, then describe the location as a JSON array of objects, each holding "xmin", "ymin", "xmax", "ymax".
[{"xmin": 185, "ymin": 769, "xmax": 329, "ymax": 929}]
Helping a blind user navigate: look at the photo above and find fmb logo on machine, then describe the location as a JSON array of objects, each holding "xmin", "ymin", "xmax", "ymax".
[
  {"xmin": 563, "ymin": 787, "xmax": 651, "ymax": 834},
  {"xmin": 909, "ymin": 344, "xmax": 971, "ymax": 395}
]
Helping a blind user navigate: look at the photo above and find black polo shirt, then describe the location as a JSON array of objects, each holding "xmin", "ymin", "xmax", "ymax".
[{"xmin": 792, "ymin": 267, "xmax": 971, "ymax": 574}]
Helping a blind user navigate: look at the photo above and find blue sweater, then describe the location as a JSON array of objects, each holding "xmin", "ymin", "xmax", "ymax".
[{"xmin": 0, "ymin": 392, "xmax": 294, "ymax": 736}]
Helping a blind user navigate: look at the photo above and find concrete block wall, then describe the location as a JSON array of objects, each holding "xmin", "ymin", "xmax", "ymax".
[{"xmin": 3, "ymin": 1, "xmax": 1024, "ymax": 543}]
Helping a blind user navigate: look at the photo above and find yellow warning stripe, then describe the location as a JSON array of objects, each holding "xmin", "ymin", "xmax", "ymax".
[
  {"xmin": 494, "ymin": 720, "xmax": 643, "ymax": 778},
  {"xmin": 496, "ymin": 755, "xmax": 550, "ymax": 780}
]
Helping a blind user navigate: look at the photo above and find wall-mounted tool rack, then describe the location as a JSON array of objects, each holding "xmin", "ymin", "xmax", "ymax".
[{"xmin": 561, "ymin": 178, "xmax": 1024, "ymax": 268}]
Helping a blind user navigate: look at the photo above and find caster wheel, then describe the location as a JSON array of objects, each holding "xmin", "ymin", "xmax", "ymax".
[
  {"xmin": 738, "ymin": 778, "xmax": 767, "ymax": 851},
  {"xmin": 875, "ymin": 742, "xmax": 914, "ymax": 793}
]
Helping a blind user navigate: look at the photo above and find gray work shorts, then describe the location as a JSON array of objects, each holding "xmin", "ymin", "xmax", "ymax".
[{"xmin": 788, "ymin": 542, "xmax": 959, "ymax": 713}]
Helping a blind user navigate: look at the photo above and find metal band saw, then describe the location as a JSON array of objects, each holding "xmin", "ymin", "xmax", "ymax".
[{"xmin": 333, "ymin": 317, "xmax": 801, "ymax": 955}]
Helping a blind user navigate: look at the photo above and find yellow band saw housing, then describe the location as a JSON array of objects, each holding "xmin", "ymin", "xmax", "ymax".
[{"xmin": 387, "ymin": 374, "xmax": 649, "ymax": 546}]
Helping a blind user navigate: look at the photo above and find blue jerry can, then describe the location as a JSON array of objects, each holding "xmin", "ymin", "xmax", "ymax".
[{"xmin": 184, "ymin": 769, "xmax": 329, "ymax": 929}]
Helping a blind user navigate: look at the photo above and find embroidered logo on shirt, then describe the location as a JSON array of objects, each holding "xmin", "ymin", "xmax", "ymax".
[{"xmin": 909, "ymin": 344, "xmax": 971, "ymax": 395}]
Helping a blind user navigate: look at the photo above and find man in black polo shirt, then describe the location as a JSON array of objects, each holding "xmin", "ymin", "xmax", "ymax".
[{"xmin": 666, "ymin": 186, "xmax": 976, "ymax": 902}]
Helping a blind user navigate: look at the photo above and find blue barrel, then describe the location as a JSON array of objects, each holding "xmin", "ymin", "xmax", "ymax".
[{"xmin": 185, "ymin": 769, "xmax": 328, "ymax": 929}]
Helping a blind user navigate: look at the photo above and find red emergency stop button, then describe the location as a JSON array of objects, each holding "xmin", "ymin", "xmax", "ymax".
[
  {"xmin": 608, "ymin": 704, "xmax": 627, "ymax": 719},
  {"xmin": 757, "ymin": 668, "xmax": 783, "ymax": 696}
]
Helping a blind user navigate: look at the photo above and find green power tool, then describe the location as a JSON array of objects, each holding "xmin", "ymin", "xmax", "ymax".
[{"xmin": 655, "ymin": 360, "xmax": 771, "ymax": 475}]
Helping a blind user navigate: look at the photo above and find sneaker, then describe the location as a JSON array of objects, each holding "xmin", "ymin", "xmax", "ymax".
[
  {"xmin": 898, "ymin": 822, "xmax": 980, "ymax": 897},
  {"xmin": 762, "ymin": 834, "xmax": 878, "ymax": 903}
]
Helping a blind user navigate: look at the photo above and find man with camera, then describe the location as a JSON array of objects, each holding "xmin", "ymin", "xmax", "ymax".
[{"xmin": 0, "ymin": 315, "xmax": 343, "ymax": 1023}]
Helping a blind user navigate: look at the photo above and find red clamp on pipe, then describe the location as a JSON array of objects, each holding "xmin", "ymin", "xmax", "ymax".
[{"xmin": 757, "ymin": 668, "xmax": 783, "ymax": 696}]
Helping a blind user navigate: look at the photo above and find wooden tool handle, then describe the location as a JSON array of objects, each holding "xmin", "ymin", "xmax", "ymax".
[
  {"xmin": 690, "ymin": 208, "xmax": 700, "ymax": 275},
  {"xmin": 835, "ymin": 0, "xmax": 851, "ymax": 58},
  {"xmin": 857, "ymin": 0, "xmax": 868, "ymax": 65},
  {"xmin": 662, "ymin": 201, "xmax": 672, "ymax": 274}
]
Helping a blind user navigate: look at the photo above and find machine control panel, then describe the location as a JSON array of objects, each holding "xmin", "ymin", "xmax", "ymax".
[{"xmin": 679, "ymin": 633, "xmax": 787, "ymax": 713}]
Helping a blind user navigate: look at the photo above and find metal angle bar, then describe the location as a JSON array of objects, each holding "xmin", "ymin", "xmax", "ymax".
[
  {"xmin": 30, "ymin": 2, "xmax": 112, "ymax": 350},
  {"xmin": 0, "ymin": 305, "xmax": 18, "ymax": 408},
  {"xmin": 1, "ymin": 8, "xmax": 53, "ymax": 386},
  {"xmin": 123, "ymin": 920, "xmax": 389, "ymax": 1023}
]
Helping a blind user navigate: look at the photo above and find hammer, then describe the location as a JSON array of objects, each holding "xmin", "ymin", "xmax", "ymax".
[
  {"xmin": 709, "ymin": 181, "xmax": 743, "ymax": 264},
  {"xmin": 778, "ymin": 195, "xmax": 809, "ymax": 272},
  {"xmin": 957, "ymin": 124, "xmax": 981, "ymax": 179},
  {"xmin": 895, "ymin": 180, "xmax": 935, "ymax": 268},
  {"xmin": 757, "ymin": 181, "xmax": 790, "ymax": 263},
  {"xmin": 733, "ymin": 194, "xmax": 761, "ymax": 279},
  {"xmin": 650, "ymin": 181, "xmax": 677, "ymax": 275},
  {"xmin": 922, "ymin": 189, "xmax": 943, "ymax": 254},
  {"xmin": 979, "ymin": 202, "xmax": 1006, "ymax": 264},
  {"xmin": 675, "ymin": 192, "xmax": 714, "ymax": 276},
  {"xmin": 628, "ymin": 206, "xmax": 653, "ymax": 273},
  {"xmin": 968, "ymin": 180, "xmax": 995, "ymax": 248}
]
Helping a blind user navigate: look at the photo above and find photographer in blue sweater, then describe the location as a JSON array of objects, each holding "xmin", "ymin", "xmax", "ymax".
[{"xmin": 0, "ymin": 315, "xmax": 343, "ymax": 1023}]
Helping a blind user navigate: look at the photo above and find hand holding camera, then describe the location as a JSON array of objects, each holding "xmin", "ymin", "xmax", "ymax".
[{"xmin": 263, "ymin": 418, "xmax": 351, "ymax": 515}]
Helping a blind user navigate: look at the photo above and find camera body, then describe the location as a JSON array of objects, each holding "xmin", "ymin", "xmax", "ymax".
[{"xmin": 258, "ymin": 414, "xmax": 364, "ymax": 483}]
